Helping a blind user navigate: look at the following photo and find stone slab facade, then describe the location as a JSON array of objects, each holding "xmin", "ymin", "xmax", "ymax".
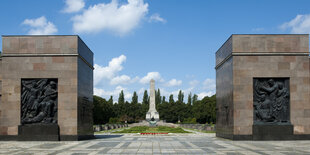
[
  {"xmin": 0, "ymin": 35, "xmax": 94, "ymax": 140},
  {"xmin": 216, "ymin": 34, "xmax": 310, "ymax": 140}
]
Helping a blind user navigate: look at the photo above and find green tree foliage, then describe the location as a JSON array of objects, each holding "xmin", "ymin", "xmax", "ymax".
[
  {"xmin": 93, "ymin": 90, "xmax": 216, "ymax": 125},
  {"xmin": 169, "ymin": 94, "xmax": 174, "ymax": 104},
  {"xmin": 155, "ymin": 89, "xmax": 161, "ymax": 106},
  {"xmin": 192, "ymin": 95, "xmax": 216, "ymax": 124},
  {"xmin": 141, "ymin": 90, "xmax": 149, "ymax": 116},
  {"xmin": 192, "ymin": 94, "xmax": 198, "ymax": 104},
  {"xmin": 177, "ymin": 90, "xmax": 184, "ymax": 103},
  {"xmin": 132, "ymin": 91, "xmax": 138, "ymax": 104},
  {"xmin": 93, "ymin": 95, "xmax": 115, "ymax": 124},
  {"xmin": 129, "ymin": 91, "xmax": 141, "ymax": 122},
  {"xmin": 187, "ymin": 93, "xmax": 192, "ymax": 105},
  {"xmin": 118, "ymin": 90, "xmax": 125, "ymax": 105}
]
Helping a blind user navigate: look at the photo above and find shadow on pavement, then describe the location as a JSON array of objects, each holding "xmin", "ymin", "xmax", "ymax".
[{"xmin": 94, "ymin": 135, "xmax": 123, "ymax": 139}]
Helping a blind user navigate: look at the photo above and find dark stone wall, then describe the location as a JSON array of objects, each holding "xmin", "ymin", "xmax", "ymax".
[
  {"xmin": 77, "ymin": 39, "xmax": 94, "ymax": 137},
  {"xmin": 78, "ymin": 37, "xmax": 93, "ymax": 66},
  {"xmin": 216, "ymin": 57, "xmax": 234, "ymax": 138},
  {"xmin": 216, "ymin": 36, "xmax": 232, "ymax": 67}
]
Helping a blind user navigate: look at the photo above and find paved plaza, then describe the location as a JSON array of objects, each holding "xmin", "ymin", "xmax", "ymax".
[{"xmin": 0, "ymin": 129, "xmax": 310, "ymax": 155}]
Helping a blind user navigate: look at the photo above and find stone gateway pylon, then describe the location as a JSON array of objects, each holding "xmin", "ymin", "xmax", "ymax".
[{"xmin": 146, "ymin": 79, "xmax": 159, "ymax": 122}]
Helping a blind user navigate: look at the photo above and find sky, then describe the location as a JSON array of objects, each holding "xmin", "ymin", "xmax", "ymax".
[{"xmin": 0, "ymin": 0, "xmax": 310, "ymax": 102}]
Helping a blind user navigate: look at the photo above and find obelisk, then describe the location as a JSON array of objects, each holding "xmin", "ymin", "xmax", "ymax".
[{"xmin": 146, "ymin": 79, "xmax": 159, "ymax": 121}]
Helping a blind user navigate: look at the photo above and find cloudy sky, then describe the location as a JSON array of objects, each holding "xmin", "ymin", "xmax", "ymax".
[{"xmin": 0, "ymin": 0, "xmax": 309, "ymax": 102}]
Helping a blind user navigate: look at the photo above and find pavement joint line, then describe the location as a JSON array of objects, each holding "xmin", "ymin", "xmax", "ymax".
[{"xmin": 1, "ymin": 134, "xmax": 310, "ymax": 154}]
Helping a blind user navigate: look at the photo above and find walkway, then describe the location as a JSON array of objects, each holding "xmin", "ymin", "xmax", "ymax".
[{"xmin": 0, "ymin": 130, "xmax": 309, "ymax": 154}]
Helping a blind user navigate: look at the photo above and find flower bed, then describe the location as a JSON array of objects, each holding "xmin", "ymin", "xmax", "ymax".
[{"xmin": 140, "ymin": 133, "xmax": 168, "ymax": 135}]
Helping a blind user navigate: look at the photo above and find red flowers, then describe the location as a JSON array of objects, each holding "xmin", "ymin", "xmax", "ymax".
[{"xmin": 140, "ymin": 133, "xmax": 168, "ymax": 135}]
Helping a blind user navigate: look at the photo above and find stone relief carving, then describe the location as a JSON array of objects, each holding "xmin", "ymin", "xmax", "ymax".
[
  {"xmin": 21, "ymin": 79, "xmax": 58, "ymax": 124},
  {"xmin": 253, "ymin": 78, "xmax": 290, "ymax": 124}
]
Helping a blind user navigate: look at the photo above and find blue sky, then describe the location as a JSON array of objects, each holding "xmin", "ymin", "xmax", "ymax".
[{"xmin": 0, "ymin": 0, "xmax": 309, "ymax": 102}]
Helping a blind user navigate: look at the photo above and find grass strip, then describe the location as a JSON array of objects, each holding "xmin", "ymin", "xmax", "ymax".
[{"xmin": 114, "ymin": 126, "xmax": 191, "ymax": 133}]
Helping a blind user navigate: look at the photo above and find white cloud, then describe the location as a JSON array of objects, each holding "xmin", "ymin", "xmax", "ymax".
[
  {"xmin": 198, "ymin": 91, "xmax": 215, "ymax": 99},
  {"xmin": 22, "ymin": 16, "xmax": 58, "ymax": 35},
  {"xmin": 280, "ymin": 14, "xmax": 310, "ymax": 33},
  {"xmin": 138, "ymin": 87, "xmax": 145, "ymax": 95},
  {"xmin": 189, "ymin": 80, "xmax": 199, "ymax": 87},
  {"xmin": 94, "ymin": 85, "xmax": 132, "ymax": 102},
  {"xmin": 165, "ymin": 79, "xmax": 182, "ymax": 87},
  {"xmin": 94, "ymin": 55, "xmax": 126, "ymax": 85},
  {"xmin": 63, "ymin": 0, "xmax": 85, "ymax": 13},
  {"xmin": 149, "ymin": 13, "xmax": 166, "ymax": 23},
  {"xmin": 110, "ymin": 75, "xmax": 139, "ymax": 85},
  {"xmin": 110, "ymin": 75, "xmax": 131, "ymax": 85},
  {"xmin": 203, "ymin": 78, "xmax": 216, "ymax": 91},
  {"xmin": 72, "ymin": 0, "xmax": 148, "ymax": 35},
  {"xmin": 139, "ymin": 72, "xmax": 164, "ymax": 84},
  {"xmin": 125, "ymin": 93, "xmax": 132, "ymax": 100}
]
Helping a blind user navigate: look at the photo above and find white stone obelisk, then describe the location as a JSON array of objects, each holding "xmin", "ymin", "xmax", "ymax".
[{"xmin": 146, "ymin": 79, "xmax": 159, "ymax": 121}]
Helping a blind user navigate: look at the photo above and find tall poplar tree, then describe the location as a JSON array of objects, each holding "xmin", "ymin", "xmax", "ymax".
[
  {"xmin": 141, "ymin": 90, "xmax": 149, "ymax": 115},
  {"xmin": 177, "ymin": 90, "xmax": 184, "ymax": 103},
  {"xmin": 162, "ymin": 96, "xmax": 166, "ymax": 103},
  {"xmin": 155, "ymin": 89, "xmax": 162, "ymax": 105},
  {"xmin": 132, "ymin": 91, "xmax": 138, "ymax": 104},
  {"xmin": 192, "ymin": 94, "xmax": 198, "ymax": 104},
  {"xmin": 118, "ymin": 90, "xmax": 124, "ymax": 104},
  {"xmin": 169, "ymin": 94, "xmax": 174, "ymax": 104},
  {"xmin": 187, "ymin": 92, "xmax": 192, "ymax": 105}
]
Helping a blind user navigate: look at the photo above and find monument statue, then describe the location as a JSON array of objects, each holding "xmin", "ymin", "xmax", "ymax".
[
  {"xmin": 146, "ymin": 79, "xmax": 159, "ymax": 123},
  {"xmin": 21, "ymin": 79, "xmax": 58, "ymax": 124},
  {"xmin": 253, "ymin": 78, "xmax": 290, "ymax": 124}
]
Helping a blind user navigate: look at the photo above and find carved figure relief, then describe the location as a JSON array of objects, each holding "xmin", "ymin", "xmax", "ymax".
[
  {"xmin": 21, "ymin": 79, "xmax": 58, "ymax": 124},
  {"xmin": 253, "ymin": 78, "xmax": 289, "ymax": 124}
]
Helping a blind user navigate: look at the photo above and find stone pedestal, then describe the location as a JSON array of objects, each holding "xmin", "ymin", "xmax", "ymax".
[
  {"xmin": 18, "ymin": 124, "xmax": 60, "ymax": 141},
  {"xmin": 252, "ymin": 124, "xmax": 293, "ymax": 140},
  {"xmin": 215, "ymin": 34, "xmax": 310, "ymax": 140}
]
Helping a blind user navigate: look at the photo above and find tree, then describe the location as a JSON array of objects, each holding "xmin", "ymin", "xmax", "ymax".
[
  {"xmin": 155, "ymin": 88, "xmax": 161, "ymax": 106},
  {"xmin": 92, "ymin": 89, "xmax": 217, "ymax": 125},
  {"xmin": 108, "ymin": 96, "xmax": 113, "ymax": 105},
  {"xmin": 118, "ymin": 90, "xmax": 125, "ymax": 105},
  {"xmin": 169, "ymin": 94, "xmax": 174, "ymax": 104},
  {"xmin": 132, "ymin": 91, "xmax": 138, "ymax": 104},
  {"xmin": 116, "ymin": 90, "xmax": 125, "ymax": 118},
  {"xmin": 203, "ymin": 95, "xmax": 216, "ymax": 123},
  {"xmin": 192, "ymin": 94, "xmax": 198, "ymax": 104},
  {"xmin": 93, "ymin": 95, "xmax": 114, "ymax": 124},
  {"xmin": 177, "ymin": 90, "xmax": 184, "ymax": 103},
  {"xmin": 187, "ymin": 92, "xmax": 192, "ymax": 105},
  {"xmin": 186, "ymin": 92, "xmax": 193, "ymax": 119},
  {"xmin": 142, "ymin": 90, "xmax": 149, "ymax": 105},
  {"xmin": 141, "ymin": 90, "xmax": 149, "ymax": 116}
]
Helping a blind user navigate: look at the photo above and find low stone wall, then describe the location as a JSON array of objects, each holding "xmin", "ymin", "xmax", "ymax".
[
  {"xmin": 93, "ymin": 124, "xmax": 128, "ymax": 132},
  {"xmin": 179, "ymin": 124, "xmax": 215, "ymax": 132}
]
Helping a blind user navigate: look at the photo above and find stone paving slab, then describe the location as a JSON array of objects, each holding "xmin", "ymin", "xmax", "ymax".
[{"xmin": 0, "ymin": 132, "xmax": 310, "ymax": 154}]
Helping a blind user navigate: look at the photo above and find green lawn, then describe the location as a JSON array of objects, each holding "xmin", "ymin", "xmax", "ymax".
[{"xmin": 113, "ymin": 126, "xmax": 191, "ymax": 133}]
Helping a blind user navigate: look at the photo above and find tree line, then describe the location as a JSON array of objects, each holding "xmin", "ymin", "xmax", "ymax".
[{"xmin": 93, "ymin": 89, "xmax": 216, "ymax": 125}]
